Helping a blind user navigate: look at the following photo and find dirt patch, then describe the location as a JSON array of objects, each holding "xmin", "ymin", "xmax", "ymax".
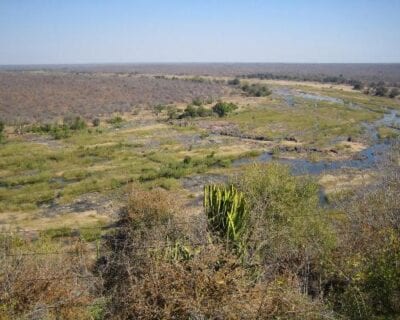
[
  {"xmin": 40, "ymin": 192, "xmax": 122, "ymax": 218},
  {"xmin": 337, "ymin": 141, "xmax": 368, "ymax": 153},
  {"xmin": 319, "ymin": 171, "xmax": 374, "ymax": 194}
]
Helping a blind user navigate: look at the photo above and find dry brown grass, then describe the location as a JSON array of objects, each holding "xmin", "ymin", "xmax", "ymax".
[
  {"xmin": 95, "ymin": 184, "xmax": 330, "ymax": 319},
  {"xmin": 0, "ymin": 238, "xmax": 98, "ymax": 319}
]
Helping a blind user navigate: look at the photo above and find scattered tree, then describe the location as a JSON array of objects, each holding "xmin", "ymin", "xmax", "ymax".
[
  {"xmin": 212, "ymin": 102, "xmax": 238, "ymax": 117},
  {"xmin": 375, "ymin": 85, "xmax": 388, "ymax": 97},
  {"xmin": 92, "ymin": 118, "xmax": 100, "ymax": 127},
  {"xmin": 389, "ymin": 88, "xmax": 399, "ymax": 98},
  {"xmin": 228, "ymin": 78, "xmax": 241, "ymax": 86}
]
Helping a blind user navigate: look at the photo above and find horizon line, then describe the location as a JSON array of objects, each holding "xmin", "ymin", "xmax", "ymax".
[{"xmin": 1, "ymin": 61, "xmax": 400, "ymax": 67}]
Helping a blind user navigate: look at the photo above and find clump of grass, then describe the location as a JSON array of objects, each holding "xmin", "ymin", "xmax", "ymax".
[
  {"xmin": 139, "ymin": 152, "xmax": 232, "ymax": 181},
  {"xmin": 377, "ymin": 126, "xmax": 400, "ymax": 139}
]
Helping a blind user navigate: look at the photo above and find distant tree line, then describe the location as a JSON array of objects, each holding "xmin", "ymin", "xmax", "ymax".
[{"xmin": 237, "ymin": 73, "xmax": 400, "ymax": 98}]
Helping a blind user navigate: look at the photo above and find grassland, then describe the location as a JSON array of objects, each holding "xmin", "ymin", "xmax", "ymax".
[{"xmin": 0, "ymin": 73, "xmax": 399, "ymax": 231}]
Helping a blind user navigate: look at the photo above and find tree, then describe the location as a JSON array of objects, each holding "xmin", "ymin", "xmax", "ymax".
[
  {"xmin": 228, "ymin": 78, "xmax": 241, "ymax": 86},
  {"xmin": 191, "ymin": 97, "xmax": 203, "ymax": 106},
  {"xmin": 350, "ymin": 80, "xmax": 362, "ymax": 90},
  {"xmin": 92, "ymin": 118, "xmax": 100, "ymax": 127},
  {"xmin": 375, "ymin": 86, "xmax": 388, "ymax": 97},
  {"xmin": 182, "ymin": 105, "xmax": 198, "ymax": 118},
  {"xmin": 389, "ymin": 88, "xmax": 399, "ymax": 99},
  {"xmin": 212, "ymin": 102, "xmax": 238, "ymax": 117},
  {"xmin": 196, "ymin": 106, "xmax": 212, "ymax": 117},
  {"xmin": 153, "ymin": 104, "xmax": 166, "ymax": 116},
  {"xmin": 167, "ymin": 106, "xmax": 178, "ymax": 120}
]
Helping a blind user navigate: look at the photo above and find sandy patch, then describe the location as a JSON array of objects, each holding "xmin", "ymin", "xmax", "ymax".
[
  {"xmin": 319, "ymin": 171, "xmax": 373, "ymax": 194},
  {"xmin": 337, "ymin": 141, "xmax": 368, "ymax": 153},
  {"xmin": 0, "ymin": 209, "xmax": 110, "ymax": 231}
]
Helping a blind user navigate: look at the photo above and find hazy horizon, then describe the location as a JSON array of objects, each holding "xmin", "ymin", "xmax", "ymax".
[{"xmin": 1, "ymin": 0, "xmax": 400, "ymax": 65}]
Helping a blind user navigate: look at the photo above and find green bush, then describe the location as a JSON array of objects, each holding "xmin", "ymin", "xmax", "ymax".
[
  {"xmin": 325, "ymin": 169, "xmax": 400, "ymax": 319},
  {"xmin": 167, "ymin": 105, "xmax": 178, "ymax": 119},
  {"xmin": 24, "ymin": 116, "xmax": 87, "ymax": 139},
  {"xmin": 63, "ymin": 116, "xmax": 87, "ymax": 130},
  {"xmin": 241, "ymin": 83, "xmax": 271, "ymax": 97},
  {"xmin": 212, "ymin": 102, "xmax": 238, "ymax": 117},
  {"xmin": 191, "ymin": 97, "xmax": 203, "ymax": 106},
  {"xmin": 92, "ymin": 118, "xmax": 101, "ymax": 127},
  {"xmin": 107, "ymin": 116, "xmax": 123, "ymax": 126},
  {"xmin": 389, "ymin": 88, "xmax": 399, "ymax": 98},
  {"xmin": 234, "ymin": 163, "xmax": 334, "ymax": 266},
  {"xmin": 179, "ymin": 104, "xmax": 213, "ymax": 118},
  {"xmin": 228, "ymin": 78, "xmax": 241, "ymax": 86}
]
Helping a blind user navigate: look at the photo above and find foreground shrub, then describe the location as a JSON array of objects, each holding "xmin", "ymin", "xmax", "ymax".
[
  {"xmin": 234, "ymin": 163, "xmax": 335, "ymax": 274},
  {"xmin": 326, "ymin": 166, "xmax": 400, "ymax": 319},
  {"xmin": 96, "ymin": 186, "xmax": 330, "ymax": 319}
]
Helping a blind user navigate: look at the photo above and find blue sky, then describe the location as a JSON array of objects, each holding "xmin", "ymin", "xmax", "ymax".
[{"xmin": 0, "ymin": 0, "xmax": 399, "ymax": 64}]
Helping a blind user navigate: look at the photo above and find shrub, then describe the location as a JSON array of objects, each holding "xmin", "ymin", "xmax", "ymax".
[
  {"xmin": 374, "ymin": 85, "xmax": 388, "ymax": 97},
  {"xmin": 179, "ymin": 104, "xmax": 213, "ymax": 118},
  {"xmin": 166, "ymin": 105, "xmax": 178, "ymax": 119},
  {"xmin": 153, "ymin": 104, "xmax": 166, "ymax": 115},
  {"xmin": 233, "ymin": 163, "xmax": 334, "ymax": 269},
  {"xmin": 228, "ymin": 78, "xmax": 241, "ymax": 86},
  {"xmin": 92, "ymin": 118, "xmax": 100, "ymax": 127},
  {"xmin": 389, "ymin": 88, "xmax": 399, "ymax": 98},
  {"xmin": 107, "ymin": 115, "xmax": 123, "ymax": 127},
  {"xmin": 241, "ymin": 83, "xmax": 272, "ymax": 97},
  {"xmin": 326, "ymin": 166, "xmax": 400, "ymax": 318},
  {"xmin": 191, "ymin": 97, "xmax": 203, "ymax": 106},
  {"xmin": 196, "ymin": 105, "xmax": 213, "ymax": 117},
  {"xmin": 63, "ymin": 115, "xmax": 87, "ymax": 130},
  {"xmin": 182, "ymin": 104, "xmax": 197, "ymax": 118},
  {"xmin": 96, "ymin": 187, "xmax": 329, "ymax": 319},
  {"xmin": 212, "ymin": 101, "xmax": 238, "ymax": 117}
]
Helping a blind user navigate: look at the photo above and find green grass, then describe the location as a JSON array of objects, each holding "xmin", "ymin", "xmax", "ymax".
[
  {"xmin": 1, "ymin": 84, "xmax": 398, "ymax": 222},
  {"xmin": 226, "ymin": 99, "xmax": 381, "ymax": 146},
  {"xmin": 377, "ymin": 126, "xmax": 400, "ymax": 139}
]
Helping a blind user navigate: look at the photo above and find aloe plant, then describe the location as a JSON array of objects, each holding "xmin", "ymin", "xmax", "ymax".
[{"xmin": 204, "ymin": 184, "xmax": 248, "ymax": 248}]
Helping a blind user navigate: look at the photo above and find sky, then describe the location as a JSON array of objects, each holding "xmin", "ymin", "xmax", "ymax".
[{"xmin": 0, "ymin": 0, "xmax": 399, "ymax": 65}]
